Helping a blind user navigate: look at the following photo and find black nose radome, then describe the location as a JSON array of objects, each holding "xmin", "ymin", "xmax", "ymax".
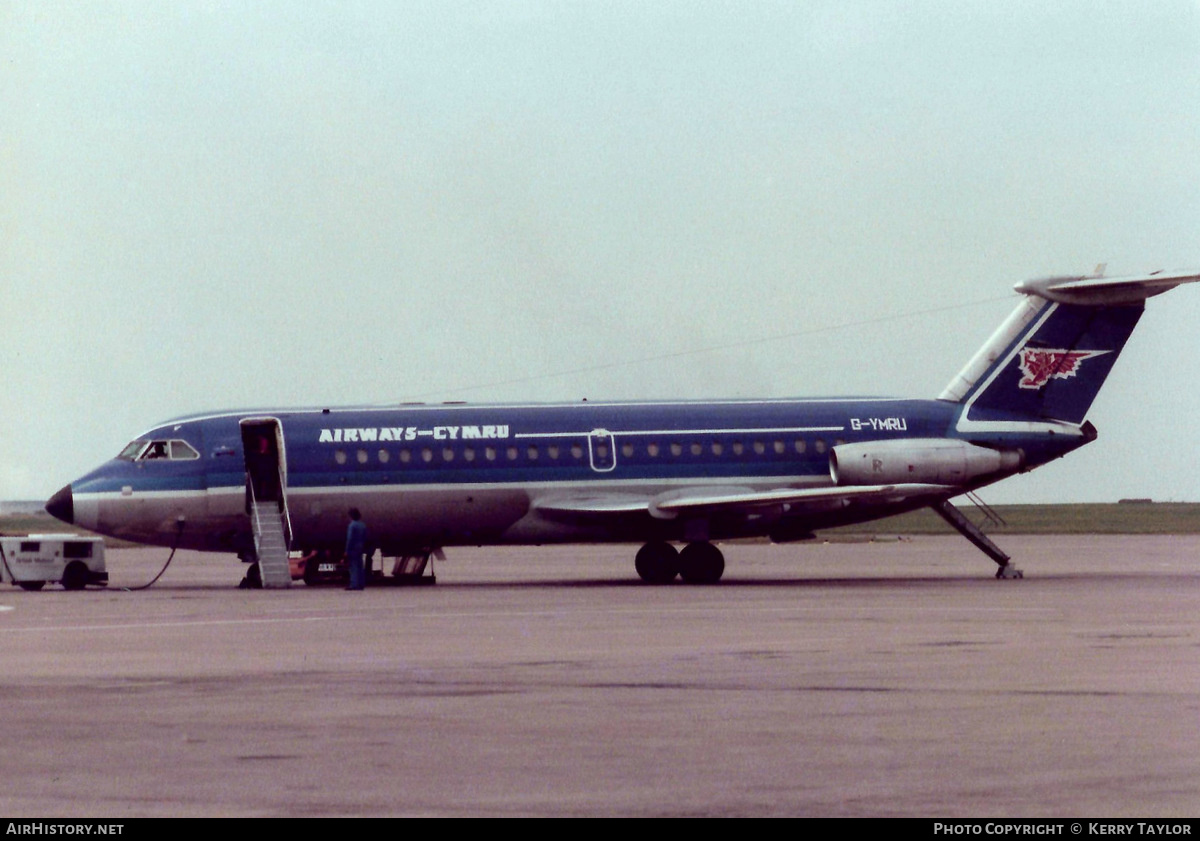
[{"xmin": 45, "ymin": 484, "xmax": 74, "ymax": 524}]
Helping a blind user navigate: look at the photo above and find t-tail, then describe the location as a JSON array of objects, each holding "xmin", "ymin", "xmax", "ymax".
[{"xmin": 940, "ymin": 269, "xmax": 1200, "ymax": 428}]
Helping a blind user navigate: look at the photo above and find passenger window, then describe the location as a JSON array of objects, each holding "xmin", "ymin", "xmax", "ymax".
[
  {"xmin": 690, "ymin": 443, "xmax": 702, "ymax": 456},
  {"xmin": 485, "ymin": 447, "xmax": 497, "ymax": 462},
  {"xmin": 621, "ymin": 443, "xmax": 634, "ymax": 458},
  {"xmin": 711, "ymin": 442, "xmax": 723, "ymax": 456},
  {"xmin": 815, "ymin": 439, "xmax": 826, "ymax": 454},
  {"xmin": 732, "ymin": 442, "xmax": 744, "ymax": 456},
  {"xmin": 753, "ymin": 441, "xmax": 765, "ymax": 455},
  {"xmin": 548, "ymin": 445, "xmax": 560, "ymax": 459},
  {"xmin": 378, "ymin": 449, "xmax": 390, "ymax": 463},
  {"xmin": 399, "ymin": 449, "xmax": 412, "ymax": 463},
  {"xmin": 670, "ymin": 443, "xmax": 682, "ymax": 457},
  {"xmin": 773, "ymin": 440, "xmax": 785, "ymax": 454},
  {"xmin": 647, "ymin": 443, "xmax": 660, "ymax": 457},
  {"xmin": 464, "ymin": 447, "xmax": 476, "ymax": 462},
  {"xmin": 507, "ymin": 447, "xmax": 518, "ymax": 461},
  {"xmin": 357, "ymin": 449, "xmax": 368, "ymax": 464},
  {"xmin": 527, "ymin": 445, "xmax": 539, "ymax": 460},
  {"xmin": 571, "ymin": 443, "xmax": 584, "ymax": 459},
  {"xmin": 794, "ymin": 440, "xmax": 806, "ymax": 454},
  {"xmin": 442, "ymin": 447, "xmax": 455, "ymax": 462},
  {"xmin": 335, "ymin": 450, "xmax": 347, "ymax": 465},
  {"xmin": 421, "ymin": 448, "xmax": 433, "ymax": 463}
]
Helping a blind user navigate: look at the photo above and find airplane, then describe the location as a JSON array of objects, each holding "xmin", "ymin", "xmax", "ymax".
[{"xmin": 43, "ymin": 269, "xmax": 1200, "ymax": 587}]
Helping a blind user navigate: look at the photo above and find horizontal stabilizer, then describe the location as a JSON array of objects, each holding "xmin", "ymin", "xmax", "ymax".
[{"xmin": 1015, "ymin": 269, "xmax": 1200, "ymax": 306}]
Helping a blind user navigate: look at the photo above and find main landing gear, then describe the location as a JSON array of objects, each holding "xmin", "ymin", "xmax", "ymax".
[{"xmin": 635, "ymin": 541, "xmax": 725, "ymax": 584}]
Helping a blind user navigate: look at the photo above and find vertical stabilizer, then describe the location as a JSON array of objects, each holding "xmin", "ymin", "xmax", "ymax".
[{"xmin": 941, "ymin": 270, "xmax": 1200, "ymax": 426}]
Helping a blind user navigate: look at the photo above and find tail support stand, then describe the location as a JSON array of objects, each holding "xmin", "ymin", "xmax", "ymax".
[{"xmin": 932, "ymin": 499, "xmax": 1023, "ymax": 579}]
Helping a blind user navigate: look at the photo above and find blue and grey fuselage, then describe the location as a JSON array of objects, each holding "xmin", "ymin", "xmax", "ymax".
[{"xmin": 44, "ymin": 270, "xmax": 1200, "ymax": 582}]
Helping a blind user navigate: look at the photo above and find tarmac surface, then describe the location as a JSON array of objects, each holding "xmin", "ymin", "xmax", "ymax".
[{"xmin": 0, "ymin": 535, "xmax": 1197, "ymax": 817}]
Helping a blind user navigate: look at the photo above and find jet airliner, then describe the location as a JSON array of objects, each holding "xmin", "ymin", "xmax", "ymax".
[{"xmin": 44, "ymin": 270, "xmax": 1200, "ymax": 586}]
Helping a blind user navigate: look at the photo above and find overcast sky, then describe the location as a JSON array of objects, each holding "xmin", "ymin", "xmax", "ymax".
[{"xmin": 3, "ymin": 0, "xmax": 1199, "ymax": 504}]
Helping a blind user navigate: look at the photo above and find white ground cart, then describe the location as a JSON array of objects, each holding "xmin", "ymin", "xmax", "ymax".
[{"xmin": 0, "ymin": 534, "xmax": 108, "ymax": 591}]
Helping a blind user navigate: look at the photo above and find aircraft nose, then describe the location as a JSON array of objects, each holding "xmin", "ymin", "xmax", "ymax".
[{"xmin": 45, "ymin": 484, "xmax": 74, "ymax": 524}]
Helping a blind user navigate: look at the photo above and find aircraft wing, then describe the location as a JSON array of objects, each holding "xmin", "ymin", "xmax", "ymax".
[
  {"xmin": 534, "ymin": 483, "xmax": 955, "ymax": 520},
  {"xmin": 532, "ymin": 492, "xmax": 653, "ymax": 516},
  {"xmin": 650, "ymin": 482, "xmax": 954, "ymax": 514}
]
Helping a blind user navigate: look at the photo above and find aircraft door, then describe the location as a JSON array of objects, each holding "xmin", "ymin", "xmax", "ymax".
[
  {"xmin": 240, "ymin": 418, "xmax": 292, "ymax": 541},
  {"xmin": 588, "ymin": 429, "xmax": 616, "ymax": 473},
  {"xmin": 242, "ymin": 420, "xmax": 284, "ymax": 501}
]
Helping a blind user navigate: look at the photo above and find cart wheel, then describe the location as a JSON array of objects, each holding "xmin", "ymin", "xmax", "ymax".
[
  {"xmin": 18, "ymin": 581, "xmax": 45, "ymax": 591},
  {"xmin": 303, "ymin": 557, "xmax": 321, "ymax": 586},
  {"xmin": 61, "ymin": 561, "xmax": 88, "ymax": 591}
]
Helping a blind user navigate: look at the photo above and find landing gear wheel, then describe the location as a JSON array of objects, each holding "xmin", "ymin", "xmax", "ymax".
[
  {"xmin": 61, "ymin": 561, "xmax": 88, "ymax": 591},
  {"xmin": 18, "ymin": 581, "xmax": 45, "ymax": 591},
  {"xmin": 239, "ymin": 562, "xmax": 263, "ymax": 589},
  {"xmin": 303, "ymin": 557, "xmax": 321, "ymax": 586},
  {"xmin": 635, "ymin": 542, "xmax": 679, "ymax": 584},
  {"xmin": 678, "ymin": 542, "xmax": 725, "ymax": 584}
]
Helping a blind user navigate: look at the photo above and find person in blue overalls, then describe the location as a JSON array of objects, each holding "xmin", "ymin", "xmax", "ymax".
[{"xmin": 345, "ymin": 508, "xmax": 368, "ymax": 590}]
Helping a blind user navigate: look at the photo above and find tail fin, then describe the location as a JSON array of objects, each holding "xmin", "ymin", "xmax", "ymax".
[{"xmin": 941, "ymin": 270, "xmax": 1200, "ymax": 426}]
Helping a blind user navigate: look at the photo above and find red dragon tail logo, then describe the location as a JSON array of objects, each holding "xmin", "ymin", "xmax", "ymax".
[{"xmin": 1017, "ymin": 348, "xmax": 1110, "ymax": 389}]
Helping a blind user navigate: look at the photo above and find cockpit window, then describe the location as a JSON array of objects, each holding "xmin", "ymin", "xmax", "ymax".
[
  {"xmin": 143, "ymin": 441, "xmax": 170, "ymax": 460},
  {"xmin": 169, "ymin": 440, "xmax": 200, "ymax": 460},
  {"xmin": 118, "ymin": 440, "xmax": 149, "ymax": 460},
  {"xmin": 118, "ymin": 438, "xmax": 200, "ymax": 461}
]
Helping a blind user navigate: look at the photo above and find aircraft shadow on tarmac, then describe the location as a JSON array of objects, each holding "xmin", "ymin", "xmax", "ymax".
[{"xmin": 74, "ymin": 570, "xmax": 1189, "ymax": 594}]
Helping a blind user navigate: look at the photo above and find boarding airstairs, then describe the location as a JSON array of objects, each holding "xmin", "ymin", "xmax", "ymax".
[
  {"xmin": 242, "ymin": 418, "xmax": 293, "ymax": 589},
  {"xmin": 250, "ymin": 498, "xmax": 292, "ymax": 588}
]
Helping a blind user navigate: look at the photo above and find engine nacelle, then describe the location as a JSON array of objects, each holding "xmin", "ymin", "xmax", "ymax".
[{"xmin": 830, "ymin": 438, "xmax": 1022, "ymax": 486}]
